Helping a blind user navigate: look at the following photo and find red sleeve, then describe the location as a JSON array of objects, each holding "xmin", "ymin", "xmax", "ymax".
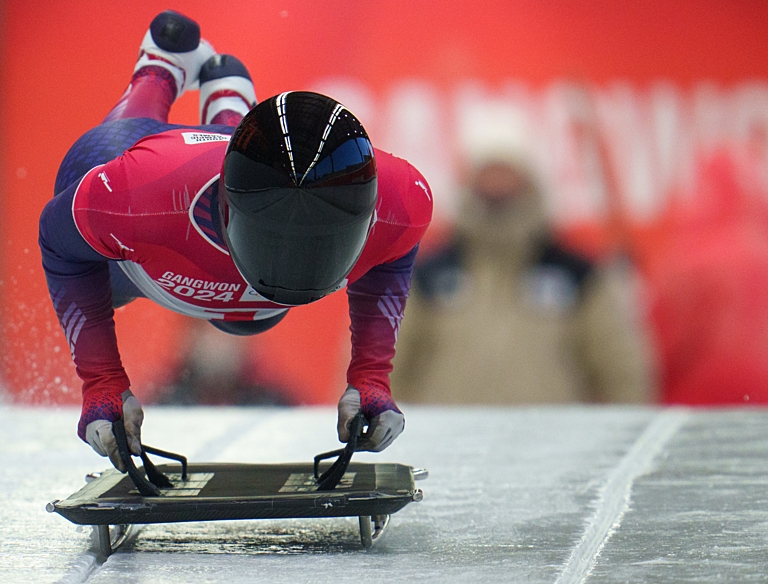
[
  {"xmin": 344, "ymin": 153, "xmax": 433, "ymax": 407},
  {"xmin": 346, "ymin": 150, "xmax": 433, "ymax": 282}
]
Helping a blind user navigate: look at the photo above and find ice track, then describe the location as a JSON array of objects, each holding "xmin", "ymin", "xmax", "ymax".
[{"xmin": 2, "ymin": 405, "xmax": 768, "ymax": 583}]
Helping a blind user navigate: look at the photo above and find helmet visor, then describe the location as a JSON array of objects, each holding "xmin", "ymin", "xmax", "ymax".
[{"xmin": 224, "ymin": 180, "xmax": 377, "ymax": 305}]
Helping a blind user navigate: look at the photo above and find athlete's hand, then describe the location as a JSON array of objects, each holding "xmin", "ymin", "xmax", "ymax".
[
  {"xmin": 337, "ymin": 385, "xmax": 404, "ymax": 452},
  {"xmin": 80, "ymin": 389, "xmax": 144, "ymax": 472}
]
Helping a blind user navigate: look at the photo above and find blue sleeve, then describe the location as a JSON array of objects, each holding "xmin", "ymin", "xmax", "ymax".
[{"xmin": 39, "ymin": 183, "xmax": 130, "ymax": 440}]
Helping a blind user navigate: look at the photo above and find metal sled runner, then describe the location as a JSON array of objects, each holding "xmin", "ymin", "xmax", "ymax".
[{"xmin": 47, "ymin": 415, "xmax": 426, "ymax": 555}]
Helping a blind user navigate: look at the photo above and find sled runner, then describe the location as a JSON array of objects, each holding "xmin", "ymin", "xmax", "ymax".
[{"xmin": 47, "ymin": 414, "xmax": 427, "ymax": 556}]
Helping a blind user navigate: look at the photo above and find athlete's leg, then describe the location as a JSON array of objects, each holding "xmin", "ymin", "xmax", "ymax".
[
  {"xmin": 198, "ymin": 54, "xmax": 256, "ymax": 126},
  {"xmin": 104, "ymin": 10, "xmax": 214, "ymax": 123},
  {"xmin": 55, "ymin": 11, "xmax": 216, "ymax": 194}
]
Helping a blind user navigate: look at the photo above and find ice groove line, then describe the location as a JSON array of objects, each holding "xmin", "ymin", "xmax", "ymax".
[
  {"xmin": 55, "ymin": 411, "xmax": 279, "ymax": 584},
  {"xmin": 54, "ymin": 552, "xmax": 101, "ymax": 584},
  {"xmin": 554, "ymin": 408, "xmax": 689, "ymax": 584}
]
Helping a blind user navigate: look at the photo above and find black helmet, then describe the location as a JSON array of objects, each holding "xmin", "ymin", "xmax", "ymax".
[{"xmin": 220, "ymin": 91, "xmax": 378, "ymax": 306}]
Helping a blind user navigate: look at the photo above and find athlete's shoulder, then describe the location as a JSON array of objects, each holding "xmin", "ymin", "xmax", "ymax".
[
  {"xmin": 72, "ymin": 125, "xmax": 235, "ymax": 259},
  {"xmin": 374, "ymin": 148, "xmax": 433, "ymax": 229},
  {"xmin": 346, "ymin": 150, "xmax": 433, "ymax": 280}
]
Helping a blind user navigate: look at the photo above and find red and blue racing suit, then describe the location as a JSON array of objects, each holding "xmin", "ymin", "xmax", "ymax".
[{"xmin": 39, "ymin": 75, "xmax": 432, "ymax": 442}]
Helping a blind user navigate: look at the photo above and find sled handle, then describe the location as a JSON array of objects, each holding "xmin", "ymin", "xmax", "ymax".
[
  {"xmin": 313, "ymin": 412, "xmax": 366, "ymax": 491},
  {"xmin": 113, "ymin": 419, "xmax": 188, "ymax": 497},
  {"xmin": 143, "ymin": 445, "xmax": 188, "ymax": 482}
]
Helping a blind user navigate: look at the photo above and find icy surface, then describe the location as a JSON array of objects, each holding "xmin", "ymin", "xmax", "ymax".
[{"xmin": 1, "ymin": 405, "xmax": 767, "ymax": 583}]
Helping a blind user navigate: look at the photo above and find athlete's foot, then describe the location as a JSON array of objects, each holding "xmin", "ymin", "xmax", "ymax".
[
  {"xmin": 134, "ymin": 10, "xmax": 215, "ymax": 98},
  {"xmin": 199, "ymin": 54, "xmax": 257, "ymax": 125}
]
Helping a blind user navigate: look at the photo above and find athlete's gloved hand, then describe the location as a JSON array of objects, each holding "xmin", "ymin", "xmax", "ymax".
[
  {"xmin": 79, "ymin": 389, "xmax": 144, "ymax": 472},
  {"xmin": 337, "ymin": 385, "xmax": 405, "ymax": 452}
]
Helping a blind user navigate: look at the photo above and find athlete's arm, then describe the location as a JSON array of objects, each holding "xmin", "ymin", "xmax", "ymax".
[
  {"xmin": 338, "ymin": 245, "xmax": 418, "ymax": 451},
  {"xmin": 39, "ymin": 182, "xmax": 142, "ymax": 468}
]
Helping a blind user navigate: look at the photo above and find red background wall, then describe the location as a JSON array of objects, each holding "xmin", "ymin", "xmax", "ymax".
[{"xmin": 2, "ymin": 0, "xmax": 768, "ymax": 405}]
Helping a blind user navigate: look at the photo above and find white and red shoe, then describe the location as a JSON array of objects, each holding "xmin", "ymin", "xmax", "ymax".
[
  {"xmin": 199, "ymin": 54, "xmax": 257, "ymax": 125},
  {"xmin": 134, "ymin": 10, "xmax": 215, "ymax": 98}
]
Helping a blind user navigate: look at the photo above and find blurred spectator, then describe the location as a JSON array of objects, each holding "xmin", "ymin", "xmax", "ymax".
[
  {"xmin": 392, "ymin": 140, "xmax": 656, "ymax": 405},
  {"xmin": 639, "ymin": 146, "xmax": 768, "ymax": 405}
]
